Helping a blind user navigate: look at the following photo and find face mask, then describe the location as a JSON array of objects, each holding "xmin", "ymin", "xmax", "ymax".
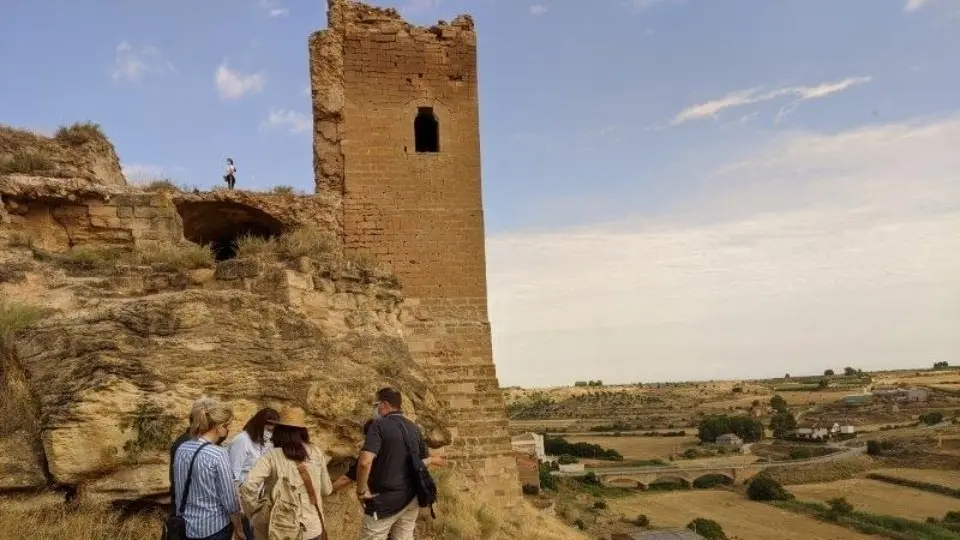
[
  {"xmin": 263, "ymin": 428, "xmax": 273, "ymax": 442},
  {"xmin": 372, "ymin": 405, "xmax": 382, "ymax": 419},
  {"xmin": 216, "ymin": 426, "xmax": 229, "ymax": 445}
]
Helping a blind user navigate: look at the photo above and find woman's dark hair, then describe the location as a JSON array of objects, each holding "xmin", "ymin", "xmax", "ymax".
[
  {"xmin": 272, "ymin": 424, "xmax": 311, "ymax": 462},
  {"xmin": 243, "ymin": 408, "xmax": 280, "ymax": 445}
]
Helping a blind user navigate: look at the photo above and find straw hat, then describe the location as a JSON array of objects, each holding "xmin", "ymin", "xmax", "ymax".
[{"xmin": 276, "ymin": 406, "xmax": 308, "ymax": 428}]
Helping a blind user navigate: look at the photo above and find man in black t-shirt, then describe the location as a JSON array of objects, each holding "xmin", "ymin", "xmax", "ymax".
[{"xmin": 355, "ymin": 387, "xmax": 428, "ymax": 540}]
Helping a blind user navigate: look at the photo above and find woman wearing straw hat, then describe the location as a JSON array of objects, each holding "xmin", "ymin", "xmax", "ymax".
[{"xmin": 240, "ymin": 407, "xmax": 333, "ymax": 540}]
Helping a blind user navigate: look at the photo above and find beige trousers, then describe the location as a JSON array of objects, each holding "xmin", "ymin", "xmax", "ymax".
[{"xmin": 358, "ymin": 499, "xmax": 419, "ymax": 540}]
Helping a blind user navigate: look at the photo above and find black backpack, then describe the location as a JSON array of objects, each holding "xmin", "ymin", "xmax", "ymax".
[
  {"xmin": 162, "ymin": 442, "xmax": 211, "ymax": 540},
  {"xmin": 389, "ymin": 416, "xmax": 438, "ymax": 518}
]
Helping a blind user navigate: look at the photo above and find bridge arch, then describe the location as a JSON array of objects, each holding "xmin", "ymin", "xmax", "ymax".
[
  {"xmin": 648, "ymin": 475, "xmax": 691, "ymax": 490},
  {"xmin": 692, "ymin": 473, "xmax": 734, "ymax": 488}
]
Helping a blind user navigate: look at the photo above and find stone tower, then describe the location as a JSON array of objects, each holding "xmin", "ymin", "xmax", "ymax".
[{"xmin": 309, "ymin": 0, "xmax": 519, "ymax": 496}]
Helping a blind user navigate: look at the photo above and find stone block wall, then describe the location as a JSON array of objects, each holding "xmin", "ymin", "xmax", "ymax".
[
  {"xmin": 1, "ymin": 188, "xmax": 181, "ymax": 252},
  {"xmin": 310, "ymin": 0, "xmax": 519, "ymax": 497}
]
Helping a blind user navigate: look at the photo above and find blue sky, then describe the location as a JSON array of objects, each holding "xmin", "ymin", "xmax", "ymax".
[{"xmin": 2, "ymin": 0, "xmax": 959, "ymax": 386}]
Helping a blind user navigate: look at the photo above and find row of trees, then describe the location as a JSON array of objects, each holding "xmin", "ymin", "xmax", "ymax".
[
  {"xmin": 934, "ymin": 361, "xmax": 950, "ymax": 369},
  {"xmin": 823, "ymin": 366, "xmax": 863, "ymax": 376},
  {"xmin": 544, "ymin": 436, "xmax": 624, "ymax": 461},
  {"xmin": 697, "ymin": 415, "xmax": 764, "ymax": 443},
  {"xmin": 574, "ymin": 380, "xmax": 604, "ymax": 387}
]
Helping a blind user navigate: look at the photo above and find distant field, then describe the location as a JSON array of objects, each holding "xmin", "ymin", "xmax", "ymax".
[
  {"xmin": 566, "ymin": 435, "xmax": 699, "ymax": 461},
  {"xmin": 790, "ymin": 478, "xmax": 960, "ymax": 521},
  {"xmin": 610, "ymin": 491, "xmax": 870, "ymax": 540},
  {"xmin": 870, "ymin": 468, "xmax": 960, "ymax": 489}
]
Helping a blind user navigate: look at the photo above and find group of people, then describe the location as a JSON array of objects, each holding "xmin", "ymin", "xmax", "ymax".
[{"xmin": 168, "ymin": 387, "xmax": 442, "ymax": 540}]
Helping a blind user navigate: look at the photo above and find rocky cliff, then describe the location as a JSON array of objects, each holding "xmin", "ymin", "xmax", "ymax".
[
  {"xmin": 0, "ymin": 175, "xmax": 450, "ymax": 502},
  {"xmin": 0, "ymin": 125, "xmax": 126, "ymax": 186}
]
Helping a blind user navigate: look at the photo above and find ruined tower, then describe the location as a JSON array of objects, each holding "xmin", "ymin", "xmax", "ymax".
[{"xmin": 309, "ymin": 0, "xmax": 519, "ymax": 496}]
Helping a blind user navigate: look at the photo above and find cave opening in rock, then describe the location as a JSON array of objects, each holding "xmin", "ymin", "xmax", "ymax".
[{"xmin": 175, "ymin": 200, "xmax": 285, "ymax": 261}]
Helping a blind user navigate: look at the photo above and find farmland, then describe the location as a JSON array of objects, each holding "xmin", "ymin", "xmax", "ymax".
[
  {"xmin": 608, "ymin": 490, "xmax": 871, "ymax": 540},
  {"xmin": 789, "ymin": 478, "xmax": 960, "ymax": 521}
]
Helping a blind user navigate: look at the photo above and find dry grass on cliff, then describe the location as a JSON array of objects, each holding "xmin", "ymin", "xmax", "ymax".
[
  {"xmin": 0, "ymin": 299, "xmax": 45, "ymax": 436},
  {"xmin": 53, "ymin": 122, "xmax": 106, "ymax": 147},
  {"xmin": 324, "ymin": 470, "xmax": 583, "ymax": 540},
  {"xmin": 0, "ymin": 473, "xmax": 583, "ymax": 540},
  {"xmin": 49, "ymin": 242, "xmax": 215, "ymax": 272},
  {"xmin": 0, "ymin": 498, "xmax": 163, "ymax": 540},
  {"xmin": 234, "ymin": 227, "xmax": 336, "ymax": 263}
]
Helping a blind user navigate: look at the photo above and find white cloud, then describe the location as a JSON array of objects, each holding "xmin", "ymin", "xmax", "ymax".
[
  {"xmin": 257, "ymin": 0, "xmax": 289, "ymax": 17},
  {"xmin": 530, "ymin": 4, "xmax": 548, "ymax": 15},
  {"xmin": 111, "ymin": 42, "xmax": 174, "ymax": 83},
  {"xmin": 672, "ymin": 76, "xmax": 872, "ymax": 125},
  {"xmin": 261, "ymin": 109, "xmax": 311, "ymax": 134},
  {"xmin": 632, "ymin": 0, "xmax": 683, "ymax": 12},
  {"xmin": 121, "ymin": 163, "xmax": 165, "ymax": 182},
  {"xmin": 905, "ymin": 0, "xmax": 930, "ymax": 11},
  {"xmin": 215, "ymin": 63, "xmax": 265, "ymax": 100},
  {"xmin": 488, "ymin": 115, "xmax": 960, "ymax": 386}
]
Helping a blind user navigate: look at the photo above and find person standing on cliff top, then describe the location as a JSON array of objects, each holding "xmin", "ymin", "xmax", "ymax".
[{"xmin": 224, "ymin": 158, "xmax": 237, "ymax": 190}]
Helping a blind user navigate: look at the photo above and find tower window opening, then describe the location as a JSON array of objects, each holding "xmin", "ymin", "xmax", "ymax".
[{"xmin": 414, "ymin": 107, "xmax": 439, "ymax": 153}]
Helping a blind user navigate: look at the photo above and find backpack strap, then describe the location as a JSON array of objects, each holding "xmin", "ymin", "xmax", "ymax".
[
  {"xmin": 296, "ymin": 459, "xmax": 328, "ymax": 540},
  {"xmin": 178, "ymin": 441, "xmax": 212, "ymax": 517},
  {"xmin": 387, "ymin": 415, "xmax": 435, "ymax": 519}
]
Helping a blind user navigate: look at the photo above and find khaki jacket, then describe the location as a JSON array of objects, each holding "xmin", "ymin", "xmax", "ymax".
[{"xmin": 240, "ymin": 445, "xmax": 333, "ymax": 540}]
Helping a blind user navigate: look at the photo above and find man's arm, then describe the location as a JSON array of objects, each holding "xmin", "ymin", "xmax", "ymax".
[
  {"xmin": 356, "ymin": 422, "xmax": 382, "ymax": 499},
  {"xmin": 355, "ymin": 451, "xmax": 376, "ymax": 499}
]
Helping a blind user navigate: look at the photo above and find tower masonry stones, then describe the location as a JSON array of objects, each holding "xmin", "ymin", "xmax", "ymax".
[{"xmin": 309, "ymin": 0, "xmax": 520, "ymax": 496}]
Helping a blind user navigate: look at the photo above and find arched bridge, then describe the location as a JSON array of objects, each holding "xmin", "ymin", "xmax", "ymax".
[
  {"xmin": 599, "ymin": 465, "xmax": 762, "ymax": 489},
  {"xmin": 558, "ymin": 445, "xmax": 865, "ymax": 489}
]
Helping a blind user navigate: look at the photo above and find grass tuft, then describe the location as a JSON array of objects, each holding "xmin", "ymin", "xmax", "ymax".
[
  {"xmin": 134, "ymin": 243, "xmax": 214, "ymax": 270},
  {"xmin": 278, "ymin": 226, "xmax": 335, "ymax": 261},
  {"xmin": 0, "ymin": 299, "xmax": 44, "ymax": 349},
  {"xmin": 233, "ymin": 234, "xmax": 277, "ymax": 260},
  {"xmin": 0, "ymin": 151, "xmax": 56, "ymax": 176},
  {"xmin": 271, "ymin": 185, "xmax": 297, "ymax": 195},
  {"xmin": 53, "ymin": 122, "xmax": 105, "ymax": 147}
]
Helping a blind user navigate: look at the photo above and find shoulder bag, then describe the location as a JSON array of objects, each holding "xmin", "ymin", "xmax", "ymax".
[{"xmin": 162, "ymin": 441, "xmax": 211, "ymax": 540}]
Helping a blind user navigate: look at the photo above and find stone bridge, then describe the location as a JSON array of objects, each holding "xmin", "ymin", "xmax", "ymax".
[{"xmin": 598, "ymin": 465, "xmax": 764, "ymax": 489}]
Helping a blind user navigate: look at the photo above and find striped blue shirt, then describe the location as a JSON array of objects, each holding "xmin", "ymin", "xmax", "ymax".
[{"xmin": 172, "ymin": 439, "xmax": 240, "ymax": 539}]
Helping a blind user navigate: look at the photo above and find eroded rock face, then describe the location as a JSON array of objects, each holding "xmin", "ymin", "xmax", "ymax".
[
  {"xmin": 9, "ymin": 263, "xmax": 449, "ymax": 500},
  {"xmin": 0, "ymin": 180, "xmax": 450, "ymax": 502},
  {"xmin": 0, "ymin": 126, "xmax": 125, "ymax": 186}
]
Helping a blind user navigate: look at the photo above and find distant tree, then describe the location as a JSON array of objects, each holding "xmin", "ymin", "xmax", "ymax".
[
  {"xmin": 593, "ymin": 499, "xmax": 608, "ymax": 510},
  {"xmin": 558, "ymin": 454, "xmax": 579, "ymax": 465},
  {"xmin": 920, "ymin": 411, "xmax": 945, "ymax": 426},
  {"xmin": 732, "ymin": 386, "xmax": 743, "ymax": 394},
  {"xmin": 784, "ymin": 373, "xmax": 791, "ymax": 379},
  {"xmin": 751, "ymin": 399, "xmax": 761, "ymax": 408},
  {"xmin": 697, "ymin": 415, "xmax": 764, "ymax": 443},
  {"xmin": 828, "ymin": 497, "xmax": 854, "ymax": 517},
  {"xmin": 521, "ymin": 483, "xmax": 540, "ymax": 495},
  {"xmin": 824, "ymin": 369, "xmax": 835, "ymax": 376},
  {"xmin": 934, "ymin": 361, "xmax": 949, "ymax": 370},
  {"xmin": 866, "ymin": 439, "xmax": 895, "ymax": 456},
  {"xmin": 538, "ymin": 462, "xmax": 557, "ymax": 490},
  {"xmin": 746, "ymin": 475, "xmax": 793, "ymax": 501},
  {"xmin": 770, "ymin": 395, "xmax": 788, "ymax": 413},
  {"xmin": 817, "ymin": 379, "xmax": 829, "ymax": 390},
  {"xmin": 687, "ymin": 518, "xmax": 727, "ymax": 540},
  {"xmin": 844, "ymin": 367, "xmax": 857, "ymax": 376},
  {"xmin": 633, "ymin": 514, "xmax": 650, "ymax": 527},
  {"xmin": 944, "ymin": 511, "xmax": 960, "ymax": 523},
  {"xmin": 770, "ymin": 411, "xmax": 798, "ymax": 438},
  {"xmin": 574, "ymin": 381, "xmax": 588, "ymax": 387}
]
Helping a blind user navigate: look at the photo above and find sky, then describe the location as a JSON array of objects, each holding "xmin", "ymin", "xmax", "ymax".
[{"xmin": 1, "ymin": 0, "xmax": 959, "ymax": 387}]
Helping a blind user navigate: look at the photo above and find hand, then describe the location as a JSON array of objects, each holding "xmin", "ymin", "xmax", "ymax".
[
  {"xmin": 233, "ymin": 530, "xmax": 247, "ymax": 540},
  {"xmin": 356, "ymin": 490, "xmax": 377, "ymax": 503},
  {"xmin": 430, "ymin": 456, "xmax": 447, "ymax": 468}
]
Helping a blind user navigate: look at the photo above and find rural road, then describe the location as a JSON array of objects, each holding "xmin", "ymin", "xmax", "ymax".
[{"xmin": 557, "ymin": 445, "xmax": 866, "ymax": 477}]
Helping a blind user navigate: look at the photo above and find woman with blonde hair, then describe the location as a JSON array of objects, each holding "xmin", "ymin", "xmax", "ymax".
[
  {"xmin": 170, "ymin": 397, "xmax": 246, "ymax": 540},
  {"xmin": 240, "ymin": 406, "xmax": 332, "ymax": 540}
]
